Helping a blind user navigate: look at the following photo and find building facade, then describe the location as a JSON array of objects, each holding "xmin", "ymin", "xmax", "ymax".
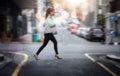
[{"xmin": 0, "ymin": 0, "xmax": 38, "ymax": 40}]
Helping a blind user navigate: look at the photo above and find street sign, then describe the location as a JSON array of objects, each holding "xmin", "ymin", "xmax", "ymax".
[
  {"xmin": 109, "ymin": 15, "xmax": 116, "ymax": 23},
  {"xmin": 109, "ymin": 29, "xmax": 115, "ymax": 36}
]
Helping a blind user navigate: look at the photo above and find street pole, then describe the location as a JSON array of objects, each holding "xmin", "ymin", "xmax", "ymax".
[
  {"xmin": 109, "ymin": 27, "xmax": 114, "ymax": 45},
  {"xmin": 116, "ymin": 11, "xmax": 120, "ymax": 53},
  {"xmin": 108, "ymin": 13, "xmax": 116, "ymax": 44},
  {"xmin": 94, "ymin": 0, "xmax": 97, "ymax": 26}
]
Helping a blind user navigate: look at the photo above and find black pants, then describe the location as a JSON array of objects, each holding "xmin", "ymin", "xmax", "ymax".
[{"xmin": 36, "ymin": 33, "xmax": 58, "ymax": 55}]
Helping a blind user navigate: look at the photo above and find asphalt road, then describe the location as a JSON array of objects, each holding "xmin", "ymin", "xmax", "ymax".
[{"xmin": 0, "ymin": 27, "xmax": 120, "ymax": 76}]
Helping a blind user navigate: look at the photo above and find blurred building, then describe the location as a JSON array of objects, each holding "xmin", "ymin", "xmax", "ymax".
[
  {"xmin": 86, "ymin": 0, "xmax": 120, "ymax": 36},
  {"xmin": 81, "ymin": 0, "xmax": 97, "ymax": 27},
  {"xmin": 0, "ymin": 0, "xmax": 37, "ymax": 40},
  {"xmin": 109, "ymin": 0, "xmax": 120, "ymax": 36},
  {"xmin": 105, "ymin": 0, "xmax": 120, "ymax": 36},
  {"xmin": 0, "ymin": 0, "xmax": 119, "ymax": 41}
]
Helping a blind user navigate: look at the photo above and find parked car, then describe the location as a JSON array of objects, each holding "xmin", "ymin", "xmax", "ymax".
[
  {"xmin": 76, "ymin": 27, "xmax": 105, "ymax": 41},
  {"xmin": 76, "ymin": 27, "xmax": 90, "ymax": 37},
  {"xmin": 86, "ymin": 28, "xmax": 105, "ymax": 41}
]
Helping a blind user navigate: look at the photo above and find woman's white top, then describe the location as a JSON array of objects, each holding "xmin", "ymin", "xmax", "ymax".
[{"xmin": 44, "ymin": 15, "xmax": 57, "ymax": 34}]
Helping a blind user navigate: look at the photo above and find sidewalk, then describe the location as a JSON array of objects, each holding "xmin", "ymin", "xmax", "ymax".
[
  {"xmin": 105, "ymin": 35, "xmax": 120, "ymax": 45},
  {"xmin": 106, "ymin": 54, "xmax": 120, "ymax": 62},
  {"xmin": 19, "ymin": 33, "xmax": 44, "ymax": 44},
  {"xmin": 106, "ymin": 35, "xmax": 120, "ymax": 62}
]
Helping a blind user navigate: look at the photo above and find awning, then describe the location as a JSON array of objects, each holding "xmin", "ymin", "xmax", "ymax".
[{"xmin": 13, "ymin": 0, "xmax": 37, "ymax": 9}]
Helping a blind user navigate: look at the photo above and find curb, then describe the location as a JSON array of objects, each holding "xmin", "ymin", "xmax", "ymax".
[
  {"xmin": 0, "ymin": 54, "xmax": 12, "ymax": 69},
  {"xmin": 108, "ymin": 42, "xmax": 120, "ymax": 45},
  {"xmin": 106, "ymin": 55, "xmax": 120, "ymax": 62},
  {"xmin": 0, "ymin": 54, "xmax": 4, "ymax": 61},
  {"xmin": 101, "ymin": 42, "xmax": 120, "ymax": 45},
  {"xmin": 0, "ymin": 41, "xmax": 43, "ymax": 44}
]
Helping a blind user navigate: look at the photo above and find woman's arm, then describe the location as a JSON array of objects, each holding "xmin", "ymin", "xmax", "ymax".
[{"xmin": 44, "ymin": 16, "xmax": 56, "ymax": 28}]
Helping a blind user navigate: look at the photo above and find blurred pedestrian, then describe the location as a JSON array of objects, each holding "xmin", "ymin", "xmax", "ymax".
[{"xmin": 34, "ymin": 8, "xmax": 62, "ymax": 60}]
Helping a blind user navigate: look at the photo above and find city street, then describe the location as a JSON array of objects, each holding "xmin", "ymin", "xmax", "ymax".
[{"xmin": 0, "ymin": 28, "xmax": 120, "ymax": 76}]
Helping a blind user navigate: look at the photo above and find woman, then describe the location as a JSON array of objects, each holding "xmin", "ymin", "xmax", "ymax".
[{"xmin": 34, "ymin": 8, "xmax": 62, "ymax": 60}]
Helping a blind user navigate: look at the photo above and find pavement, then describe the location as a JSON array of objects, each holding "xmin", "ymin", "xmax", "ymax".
[
  {"xmin": 0, "ymin": 53, "xmax": 12, "ymax": 69},
  {"xmin": 0, "ymin": 31, "xmax": 120, "ymax": 75},
  {"xmin": 105, "ymin": 35, "xmax": 120, "ymax": 62},
  {"xmin": 17, "ymin": 33, "xmax": 43, "ymax": 43},
  {"xmin": 106, "ymin": 35, "xmax": 120, "ymax": 45},
  {"xmin": 85, "ymin": 53, "xmax": 120, "ymax": 75},
  {"xmin": 0, "ymin": 33, "xmax": 43, "ymax": 70}
]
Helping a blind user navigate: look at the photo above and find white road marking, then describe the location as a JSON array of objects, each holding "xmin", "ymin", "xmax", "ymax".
[{"xmin": 85, "ymin": 53, "xmax": 118, "ymax": 76}]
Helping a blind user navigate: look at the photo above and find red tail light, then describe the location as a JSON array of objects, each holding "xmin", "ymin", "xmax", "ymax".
[{"xmin": 70, "ymin": 24, "xmax": 76, "ymax": 30}]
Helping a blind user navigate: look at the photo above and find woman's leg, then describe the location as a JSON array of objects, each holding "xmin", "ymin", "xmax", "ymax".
[
  {"xmin": 36, "ymin": 34, "xmax": 50, "ymax": 55},
  {"xmin": 50, "ymin": 33, "xmax": 58, "ymax": 54}
]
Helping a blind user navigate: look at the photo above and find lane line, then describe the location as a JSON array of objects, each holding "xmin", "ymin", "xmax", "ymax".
[
  {"xmin": 9, "ymin": 52, "xmax": 28, "ymax": 76},
  {"xmin": 85, "ymin": 53, "xmax": 118, "ymax": 76}
]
